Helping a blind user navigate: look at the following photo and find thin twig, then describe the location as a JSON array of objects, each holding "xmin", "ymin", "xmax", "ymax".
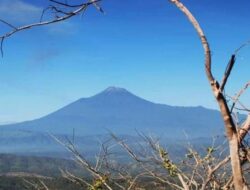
[
  {"xmin": 235, "ymin": 40, "xmax": 250, "ymax": 55},
  {"xmin": 0, "ymin": 0, "xmax": 103, "ymax": 57}
]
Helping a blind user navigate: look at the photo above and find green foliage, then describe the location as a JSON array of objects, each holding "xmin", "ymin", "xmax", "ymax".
[
  {"xmin": 87, "ymin": 175, "xmax": 109, "ymax": 190},
  {"xmin": 204, "ymin": 146, "xmax": 216, "ymax": 161},
  {"xmin": 159, "ymin": 147, "xmax": 178, "ymax": 177}
]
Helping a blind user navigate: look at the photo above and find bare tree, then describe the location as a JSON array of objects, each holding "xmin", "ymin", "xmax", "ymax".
[
  {"xmin": 48, "ymin": 132, "xmax": 247, "ymax": 190},
  {"xmin": 169, "ymin": 0, "xmax": 249, "ymax": 189},
  {"xmin": 1, "ymin": 0, "xmax": 249, "ymax": 189}
]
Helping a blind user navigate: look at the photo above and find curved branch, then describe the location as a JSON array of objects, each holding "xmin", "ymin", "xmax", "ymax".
[
  {"xmin": 0, "ymin": 19, "xmax": 17, "ymax": 29},
  {"xmin": 169, "ymin": 0, "xmax": 213, "ymax": 82},
  {"xmin": 0, "ymin": 38, "xmax": 4, "ymax": 57},
  {"xmin": 169, "ymin": 1, "xmax": 246, "ymax": 189},
  {"xmin": 235, "ymin": 40, "xmax": 250, "ymax": 55},
  {"xmin": 0, "ymin": 0, "xmax": 102, "ymax": 57}
]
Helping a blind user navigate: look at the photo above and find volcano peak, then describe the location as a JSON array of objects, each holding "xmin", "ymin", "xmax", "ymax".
[{"xmin": 103, "ymin": 86, "xmax": 128, "ymax": 93}]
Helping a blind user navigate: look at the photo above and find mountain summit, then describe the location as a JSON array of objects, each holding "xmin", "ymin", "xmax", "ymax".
[
  {"xmin": 89, "ymin": 86, "xmax": 151, "ymax": 106},
  {"xmin": 102, "ymin": 86, "xmax": 129, "ymax": 94},
  {"xmin": 1, "ymin": 87, "xmax": 224, "ymax": 138},
  {"xmin": 92, "ymin": 86, "xmax": 139, "ymax": 98}
]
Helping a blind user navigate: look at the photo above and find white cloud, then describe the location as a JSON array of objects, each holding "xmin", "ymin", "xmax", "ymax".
[
  {"xmin": 0, "ymin": 0, "xmax": 78, "ymax": 36},
  {"xmin": 0, "ymin": 0, "xmax": 42, "ymax": 24}
]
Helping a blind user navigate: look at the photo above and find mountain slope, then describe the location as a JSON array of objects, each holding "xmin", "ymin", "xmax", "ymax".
[{"xmin": 0, "ymin": 87, "xmax": 224, "ymax": 137}]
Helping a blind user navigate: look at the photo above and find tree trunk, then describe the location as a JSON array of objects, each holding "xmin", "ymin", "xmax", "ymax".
[{"xmin": 169, "ymin": 0, "xmax": 247, "ymax": 189}]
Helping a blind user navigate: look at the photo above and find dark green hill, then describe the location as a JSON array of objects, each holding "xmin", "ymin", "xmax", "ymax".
[{"xmin": 0, "ymin": 154, "xmax": 81, "ymax": 177}]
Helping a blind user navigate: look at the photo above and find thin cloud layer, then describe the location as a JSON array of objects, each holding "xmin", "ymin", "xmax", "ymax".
[
  {"xmin": 0, "ymin": 0, "xmax": 42, "ymax": 24},
  {"xmin": 0, "ymin": 0, "xmax": 79, "ymax": 36},
  {"xmin": 29, "ymin": 49, "xmax": 60, "ymax": 67}
]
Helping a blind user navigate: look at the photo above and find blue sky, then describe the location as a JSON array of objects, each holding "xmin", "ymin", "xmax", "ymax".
[{"xmin": 0, "ymin": 0, "xmax": 249, "ymax": 123}]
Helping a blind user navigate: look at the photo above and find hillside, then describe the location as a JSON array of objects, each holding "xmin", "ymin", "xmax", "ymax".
[{"xmin": 0, "ymin": 87, "xmax": 224, "ymax": 138}]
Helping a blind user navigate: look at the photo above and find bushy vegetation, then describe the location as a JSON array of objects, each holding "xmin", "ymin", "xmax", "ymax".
[
  {"xmin": 0, "ymin": 177, "xmax": 83, "ymax": 190},
  {"xmin": 0, "ymin": 154, "xmax": 83, "ymax": 177}
]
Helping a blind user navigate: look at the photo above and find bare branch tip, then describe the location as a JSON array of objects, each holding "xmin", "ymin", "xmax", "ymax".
[{"xmin": 234, "ymin": 40, "xmax": 250, "ymax": 55}]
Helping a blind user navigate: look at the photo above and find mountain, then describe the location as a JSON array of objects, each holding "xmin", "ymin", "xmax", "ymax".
[{"xmin": 0, "ymin": 86, "xmax": 224, "ymax": 138}]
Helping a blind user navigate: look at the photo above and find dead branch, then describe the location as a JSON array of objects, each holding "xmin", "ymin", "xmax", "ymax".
[
  {"xmin": 239, "ymin": 115, "xmax": 250, "ymax": 142},
  {"xmin": 50, "ymin": 134, "xmax": 113, "ymax": 190},
  {"xmin": 201, "ymin": 156, "xmax": 230, "ymax": 190},
  {"xmin": 60, "ymin": 169, "xmax": 91, "ymax": 188},
  {"xmin": 111, "ymin": 133, "xmax": 141, "ymax": 163},
  {"xmin": 235, "ymin": 40, "xmax": 250, "ymax": 55},
  {"xmin": 169, "ymin": 0, "xmax": 247, "ymax": 188},
  {"xmin": 0, "ymin": 0, "xmax": 103, "ymax": 56},
  {"xmin": 220, "ymin": 55, "xmax": 236, "ymax": 92},
  {"xmin": 231, "ymin": 81, "xmax": 250, "ymax": 113},
  {"xmin": 23, "ymin": 178, "xmax": 50, "ymax": 190}
]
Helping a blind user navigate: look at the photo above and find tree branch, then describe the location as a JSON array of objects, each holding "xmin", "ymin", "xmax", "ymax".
[
  {"xmin": 169, "ymin": 1, "xmax": 246, "ymax": 189},
  {"xmin": 230, "ymin": 81, "xmax": 250, "ymax": 113},
  {"xmin": 220, "ymin": 55, "xmax": 236, "ymax": 92},
  {"xmin": 0, "ymin": 0, "xmax": 103, "ymax": 57},
  {"xmin": 239, "ymin": 115, "xmax": 250, "ymax": 142}
]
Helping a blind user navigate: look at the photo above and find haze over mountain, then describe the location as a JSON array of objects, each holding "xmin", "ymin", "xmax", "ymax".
[{"xmin": 0, "ymin": 87, "xmax": 224, "ymax": 138}]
